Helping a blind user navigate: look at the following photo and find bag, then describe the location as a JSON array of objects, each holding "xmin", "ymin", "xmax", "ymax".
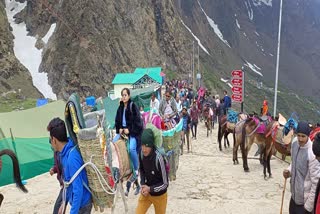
[
  {"xmin": 129, "ymin": 102, "xmax": 144, "ymax": 135},
  {"xmin": 155, "ymin": 148, "xmax": 170, "ymax": 174}
]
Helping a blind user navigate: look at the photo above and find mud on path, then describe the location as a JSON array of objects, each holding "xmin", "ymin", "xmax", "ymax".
[{"xmin": 0, "ymin": 122, "xmax": 291, "ymax": 214}]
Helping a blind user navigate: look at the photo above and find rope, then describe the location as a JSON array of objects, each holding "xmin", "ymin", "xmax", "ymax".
[
  {"xmin": 61, "ymin": 157, "xmax": 117, "ymax": 213},
  {"xmin": 246, "ymin": 121, "xmax": 261, "ymax": 137}
]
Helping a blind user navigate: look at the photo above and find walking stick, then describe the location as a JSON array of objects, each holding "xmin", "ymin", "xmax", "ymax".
[{"xmin": 280, "ymin": 178, "xmax": 287, "ymax": 214}]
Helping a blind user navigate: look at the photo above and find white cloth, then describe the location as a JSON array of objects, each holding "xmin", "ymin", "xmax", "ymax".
[
  {"xmin": 150, "ymin": 98, "xmax": 160, "ymax": 113},
  {"xmin": 215, "ymin": 99, "xmax": 220, "ymax": 108},
  {"xmin": 176, "ymin": 100, "xmax": 182, "ymax": 113},
  {"xmin": 164, "ymin": 102, "xmax": 173, "ymax": 116}
]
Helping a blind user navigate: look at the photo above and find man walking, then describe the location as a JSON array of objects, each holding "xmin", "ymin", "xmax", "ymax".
[
  {"xmin": 48, "ymin": 118, "xmax": 92, "ymax": 214},
  {"xmin": 283, "ymin": 122, "xmax": 320, "ymax": 214},
  {"xmin": 136, "ymin": 129, "xmax": 169, "ymax": 214}
]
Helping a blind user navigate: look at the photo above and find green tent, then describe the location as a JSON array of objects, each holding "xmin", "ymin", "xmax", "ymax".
[
  {"xmin": 97, "ymin": 86, "xmax": 160, "ymax": 129},
  {"xmin": 0, "ymin": 88, "xmax": 159, "ymax": 187},
  {"xmin": 0, "ymin": 100, "xmax": 65, "ymax": 186}
]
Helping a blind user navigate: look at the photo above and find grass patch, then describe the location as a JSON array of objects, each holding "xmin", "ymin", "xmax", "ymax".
[{"xmin": 0, "ymin": 93, "xmax": 38, "ymax": 113}]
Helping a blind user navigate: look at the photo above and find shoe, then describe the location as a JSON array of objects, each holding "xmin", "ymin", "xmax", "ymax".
[
  {"xmin": 125, "ymin": 181, "xmax": 131, "ymax": 197},
  {"xmin": 112, "ymin": 167, "xmax": 120, "ymax": 184},
  {"xmin": 134, "ymin": 185, "xmax": 141, "ymax": 195}
]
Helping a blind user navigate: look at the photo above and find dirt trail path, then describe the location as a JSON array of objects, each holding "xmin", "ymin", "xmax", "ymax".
[{"xmin": 0, "ymin": 122, "xmax": 291, "ymax": 214}]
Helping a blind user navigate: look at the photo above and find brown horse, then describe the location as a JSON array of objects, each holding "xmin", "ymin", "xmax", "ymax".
[
  {"xmin": 232, "ymin": 119, "xmax": 247, "ymax": 164},
  {"xmin": 218, "ymin": 115, "xmax": 232, "ymax": 151},
  {"xmin": 0, "ymin": 149, "xmax": 28, "ymax": 207},
  {"xmin": 203, "ymin": 106, "xmax": 212, "ymax": 137},
  {"xmin": 238, "ymin": 116, "xmax": 275, "ymax": 178},
  {"xmin": 272, "ymin": 126, "xmax": 294, "ymax": 160},
  {"xmin": 218, "ymin": 113, "xmax": 247, "ymax": 151}
]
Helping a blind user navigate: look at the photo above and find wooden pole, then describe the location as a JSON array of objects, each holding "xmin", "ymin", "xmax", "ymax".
[{"xmin": 280, "ymin": 178, "xmax": 287, "ymax": 214}]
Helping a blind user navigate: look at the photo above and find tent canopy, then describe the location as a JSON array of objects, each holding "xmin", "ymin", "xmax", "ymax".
[{"xmin": 0, "ymin": 100, "xmax": 65, "ymax": 186}]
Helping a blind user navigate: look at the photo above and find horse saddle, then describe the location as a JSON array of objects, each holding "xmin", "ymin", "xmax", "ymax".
[
  {"xmin": 253, "ymin": 117, "xmax": 267, "ymax": 134},
  {"xmin": 227, "ymin": 122, "xmax": 236, "ymax": 130},
  {"xmin": 271, "ymin": 125, "xmax": 293, "ymax": 145},
  {"xmin": 259, "ymin": 115, "xmax": 269, "ymax": 121},
  {"xmin": 113, "ymin": 138, "xmax": 132, "ymax": 179}
]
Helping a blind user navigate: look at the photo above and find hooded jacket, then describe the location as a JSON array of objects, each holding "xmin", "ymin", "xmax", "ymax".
[
  {"xmin": 60, "ymin": 138, "xmax": 91, "ymax": 214},
  {"xmin": 139, "ymin": 149, "xmax": 169, "ymax": 196},
  {"xmin": 288, "ymin": 137, "xmax": 320, "ymax": 212}
]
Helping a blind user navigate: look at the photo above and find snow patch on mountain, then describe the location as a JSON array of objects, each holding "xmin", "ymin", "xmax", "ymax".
[
  {"xmin": 42, "ymin": 24, "xmax": 56, "ymax": 44},
  {"xmin": 245, "ymin": 0, "xmax": 254, "ymax": 21},
  {"xmin": 236, "ymin": 19, "xmax": 241, "ymax": 29},
  {"xmin": 198, "ymin": 1, "xmax": 231, "ymax": 48},
  {"xmin": 253, "ymin": 0, "xmax": 272, "ymax": 7},
  {"xmin": 5, "ymin": 0, "xmax": 57, "ymax": 99},
  {"xmin": 245, "ymin": 61, "xmax": 263, "ymax": 76},
  {"xmin": 180, "ymin": 20, "xmax": 210, "ymax": 55}
]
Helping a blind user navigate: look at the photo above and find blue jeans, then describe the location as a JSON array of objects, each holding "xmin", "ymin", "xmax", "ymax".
[{"xmin": 129, "ymin": 136, "xmax": 139, "ymax": 171}]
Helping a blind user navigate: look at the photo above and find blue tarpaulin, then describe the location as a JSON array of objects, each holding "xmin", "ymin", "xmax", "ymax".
[
  {"xmin": 86, "ymin": 96, "xmax": 96, "ymax": 106},
  {"xmin": 36, "ymin": 99, "xmax": 48, "ymax": 107}
]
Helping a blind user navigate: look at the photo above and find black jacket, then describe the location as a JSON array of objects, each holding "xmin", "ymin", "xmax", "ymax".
[
  {"xmin": 115, "ymin": 99, "xmax": 143, "ymax": 137},
  {"xmin": 139, "ymin": 149, "xmax": 168, "ymax": 196}
]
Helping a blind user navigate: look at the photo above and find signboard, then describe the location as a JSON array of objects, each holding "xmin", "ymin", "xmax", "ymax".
[
  {"xmin": 196, "ymin": 73, "xmax": 201, "ymax": 80},
  {"xmin": 231, "ymin": 69, "xmax": 244, "ymax": 103},
  {"xmin": 231, "ymin": 94, "xmax": 243, "ymax": 103},
  {"xmin": 232, "ymin": 86, "xmax": 243, "ymax": 94},
  {"xmin": 231, "ymin": 78, "xmax": 243, "ymax": 87},
  {"xmin": 231, "ymin": 70, "xmax": 243, "ymax": 79}
]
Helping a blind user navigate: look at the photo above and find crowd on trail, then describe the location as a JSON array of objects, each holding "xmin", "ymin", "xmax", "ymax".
[
  {"xmin": 3, "ymin": 78, "xmax": 320, "ymax": 214},
  {"xmin": 42, "ymin": 79, "xmax": 241, "ymax": 214}
]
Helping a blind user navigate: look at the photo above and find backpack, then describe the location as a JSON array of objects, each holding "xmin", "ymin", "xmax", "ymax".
[
  {"xmin": 129, "ymin": 102, "xmax": 144, "ymax": 135},
  {"xmin": 155, "ymin": 148, "xmax": 170, "ymax": 175}
]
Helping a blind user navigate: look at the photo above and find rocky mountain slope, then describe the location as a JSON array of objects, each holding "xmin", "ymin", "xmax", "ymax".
[
  {"xmin": 1, "ymin": 0, "xmax": 319, "ymax": 120},
  {"xmin": 0, "ymin": 0, "xmax": 41, "ymax": 98}
]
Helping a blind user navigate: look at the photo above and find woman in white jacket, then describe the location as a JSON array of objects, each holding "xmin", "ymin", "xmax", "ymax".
[{"xmin": 283, "ymin": 122, "xmax": 320, "ymax": 214}]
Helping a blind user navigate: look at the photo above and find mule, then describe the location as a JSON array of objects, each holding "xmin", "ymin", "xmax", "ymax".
[
  {"xmin": 238, "ymin": 116, "xmax": 274, "ymax": 178},
  {"xmin": 0, "ymin": 149, "xmax": 28, "ymax": 207},
  {"xmin": 232, "ymin": 119, "xmax": 247, "ymax": 164},
  {"xmin": 202, "ymin": 106, "xmax": 212, "ymax": 137},
  {"xmin": 218, "ymin": 113, "xmax": 247, "ymax": 151}
]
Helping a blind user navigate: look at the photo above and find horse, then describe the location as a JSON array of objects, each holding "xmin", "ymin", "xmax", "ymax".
[
  {"xmin": 218, "ymin": 113, "xmax": 247, "ymax": 151},
  {"xmin": 232, "ymin": 119, "xmax": 247, "ymax": 164},
  {"xmin": 237, "ymin": 116, "xmax": 275, "ymax": 178},
  {"xmin": 271, "ymin": 113, "xmax": 297, "ymax": 160},
  {"xmin": 202, "ymin": 105, "xmax": 212, "ymax": 137},
  {"xmin": 0, "ymin": 149, "xmax": 28, "ymax": 207}
]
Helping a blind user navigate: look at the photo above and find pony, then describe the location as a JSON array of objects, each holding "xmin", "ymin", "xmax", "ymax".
[
  {"xmin": 271, "ymin": 113, "xmax": 297, "ymax": 160},
  {"xmin": 218, "ymin": 113, "xmax": 247, "ymax": 151},
  {"xmin": 202, "ymin": 105, "xmax": 212, "ymax": 137},
  {"xmin": 238, "ymin": 116, "xmax": 275, "ymax": 178},
  {"xmin": 0, "ymin": 149, "xmax": 28, "ymax": 207}
]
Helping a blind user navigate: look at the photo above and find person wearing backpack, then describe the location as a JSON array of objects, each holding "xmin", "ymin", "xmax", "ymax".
[
  {"xmin": 136, "ymin": 129, "xmax": 169, "ymax": 214},
  {"xmin": 114, "ymin": 88, "xmax": 144, "ymax": 193},
  {"xmin": 47, "ymin": 118, "xmax": 92, "ymax": 214}
]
